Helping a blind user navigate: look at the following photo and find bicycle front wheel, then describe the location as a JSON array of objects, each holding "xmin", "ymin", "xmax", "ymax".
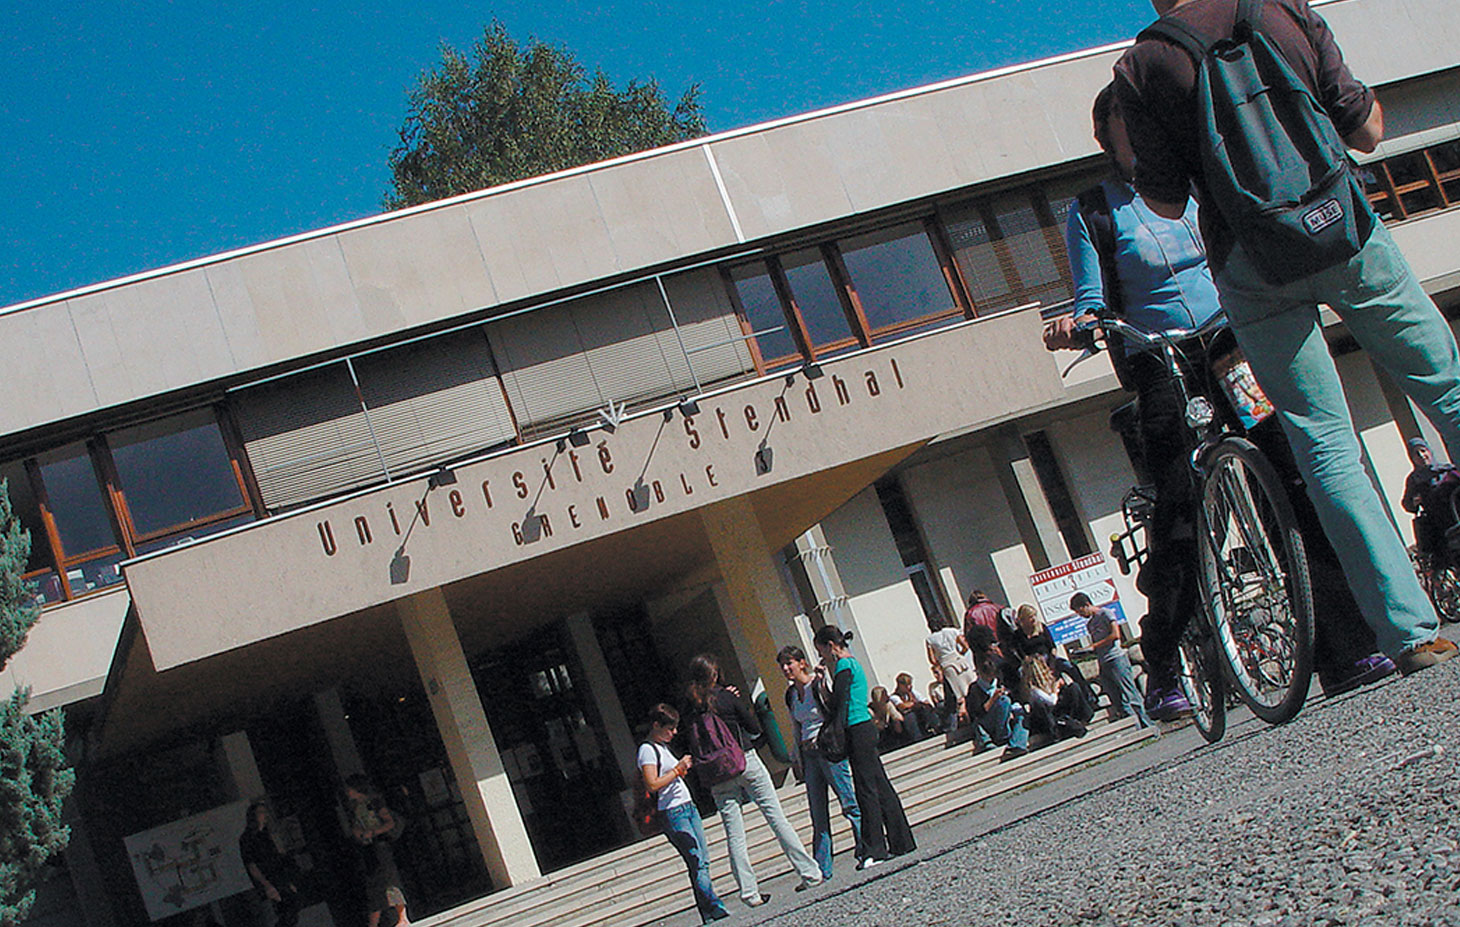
[{"xmin": 1197, "ymin": 438, "xmax": 1315, "ymax": 725}]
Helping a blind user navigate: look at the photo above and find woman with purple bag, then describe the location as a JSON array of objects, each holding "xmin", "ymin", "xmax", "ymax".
[{"xmin": 682, "ymin": 653, "xmax": 822, "ymax": 907}]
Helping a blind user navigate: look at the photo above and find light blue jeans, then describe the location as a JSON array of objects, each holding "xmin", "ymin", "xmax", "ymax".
[
  {"xmin": 710, "ymin": 749, "xmax": 822, "ymax": 902},
  {"xmin": 801, "ymin": 746, "xmax": 863, "ymax": 879},
  {"xmin": 662, "ymin": 801, "xmax": 728, "ymax": 924},
  {"xmin": 1215, "ymin": 223, "xmax": 1460, "ymax": 655},
  {"xmin": 1097, "ymin": 647, "xmax": 1152, "ymax": 727}
]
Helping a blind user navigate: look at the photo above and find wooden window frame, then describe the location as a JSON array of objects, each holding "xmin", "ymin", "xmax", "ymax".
[
  {"xmin": 27, "ymin": 450, "xmax": 128, "ymax": 603},
  {"xmin": 723, "ymin": 262, "xmax": 805, "ymax": 375},
  {"xmin": 101, "ymin": 411, "xmax": 257, "ymax": 547}
]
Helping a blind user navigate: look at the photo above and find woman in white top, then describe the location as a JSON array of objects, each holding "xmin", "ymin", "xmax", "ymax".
[
  {"xmin": 925, "ymin": 614, "xmax": 974, "ymax": 735},
  {"xmin": 638, "ymin": 704, "xmax": 729, "ymax": 924}
]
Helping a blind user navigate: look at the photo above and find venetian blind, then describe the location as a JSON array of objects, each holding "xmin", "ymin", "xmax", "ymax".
[{"xmin": 234, "ymin": 330, "xmax": 517, "ymax": 511}]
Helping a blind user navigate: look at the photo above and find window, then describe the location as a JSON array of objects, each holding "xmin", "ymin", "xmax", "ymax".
[
  {"xmin": 939, "ymin": 189, "xmax": 1074, "ymax": 314},
  {"xmin": 32, "ymin": 444, "xmax": 127, "ymax": 599},
  {"xmin": 3, "ymin": 407, "xmax": 260, "ymax": 605},
  {"xmin": 838, "ymin": 223, "xmax": 960, "ymax": 337},
  {"xmin": 729, "ymin": 262, "xmax": 798, "ymax": 370},
  {"xmin": 0, "ymin": 461, "xmax": 63, "ymax": 605},
  {"xmin": 109, "ymin": 410, "xmax": 249, "ymax": 539},
  {"xmin": 1362, "ymin": 138, "xmax": 1460, "ymax": 221},
  {"xmin": 780, "ymin": 249, "xmax": 856, "ymax": 353}
]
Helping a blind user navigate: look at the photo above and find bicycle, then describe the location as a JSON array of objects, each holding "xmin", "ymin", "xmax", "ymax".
[{"xmin": 1075, "ymin": 312, "xmax": 1315, "ymax": 743}]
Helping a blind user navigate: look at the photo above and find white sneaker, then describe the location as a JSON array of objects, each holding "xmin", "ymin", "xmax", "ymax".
[{"xmin": 856, "ymin": 857, "xmax": 881, "ymax": 871}]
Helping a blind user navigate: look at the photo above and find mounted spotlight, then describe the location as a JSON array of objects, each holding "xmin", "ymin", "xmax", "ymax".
[
  {"xmin": 567, "ymin": 427, "xmax": 591, "ymax": 447},
  {"xmin": 427, "ymin": 466, "xmax": 458, "ymax": 490},
  {"xmin": 802, "ymin": 361, "xmax": 825, "ymax": 380},
  {"xmin": 678, "ymin": 397, "xmax": 701, "ymax": 417}
]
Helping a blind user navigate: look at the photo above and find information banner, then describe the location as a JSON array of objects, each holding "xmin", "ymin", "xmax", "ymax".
[
  {"xmin": 1029, "ymin": 552, "xmax": 1127, "ymax": 646},
  {"xmin": 124, "ymin": 801, "xmax": 252, "ymax": 921}
]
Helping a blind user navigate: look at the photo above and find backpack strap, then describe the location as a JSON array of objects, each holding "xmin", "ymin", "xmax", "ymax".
[
  {"xmin": 1139, "ymin": 13, "xmax": 1216, "ymax": 62},
  {"xmin": 1075, "ymin": 185, "xmax": 1122, "ymax": 319},
  {"xmin": 1234, "ymin": 0, "xmax": 1265, "ymax": 38},
  {"xmin": 1074, "ymin": 184, "xmax": 1135, "ymax": 389}
]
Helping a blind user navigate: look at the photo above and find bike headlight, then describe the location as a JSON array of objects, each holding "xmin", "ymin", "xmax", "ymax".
[{"xmin": 1185, "ymin": 396, "xmax": 1216, "ymax": 430}]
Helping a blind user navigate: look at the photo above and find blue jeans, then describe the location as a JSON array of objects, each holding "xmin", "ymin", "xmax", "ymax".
[
  {"xmin": 1097, "ymin": 647, "xmax": 1152, "ymax": 727},
  {"xmin": 1215, "ymin": 223, "xmax": 1460, "ymax": 655},
  {"xmin": 662, "ymin": 802, "xmax": 728, "ymax": 923},
  {"xmin": 801, "ymin": 746, "xmax": 864, "ymax": 879},
  {"xmin": 969, "ymin": 685, "xmax": 1029, "ymax": 750}
]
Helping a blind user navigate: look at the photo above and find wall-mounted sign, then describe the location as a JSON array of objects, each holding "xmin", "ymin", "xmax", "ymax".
[
  {"xmin": 1029, "ymin": 553, "xmax": 1127, "ymax": 646},
  {"xmin": 123, "ymin": 801, "xmax": 253, "ymax": 921}
]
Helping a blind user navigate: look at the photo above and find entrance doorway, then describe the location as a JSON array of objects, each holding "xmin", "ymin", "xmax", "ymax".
[{"xmin": 470, "ymin": 626, "xmax": 625, "ymax": 872}]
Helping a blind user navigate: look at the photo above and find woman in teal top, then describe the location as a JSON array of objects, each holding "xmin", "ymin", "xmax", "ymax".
[{"xmin": 813, "ymin": 626, "xmax": 914, "ymax": 865}]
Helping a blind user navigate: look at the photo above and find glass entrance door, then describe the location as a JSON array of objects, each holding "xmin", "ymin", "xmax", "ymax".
[{"xmin": 470, "ymin": 627, "xmax": 625, "ymax": 872}]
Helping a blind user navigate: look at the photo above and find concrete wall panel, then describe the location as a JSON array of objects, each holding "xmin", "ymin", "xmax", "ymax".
[
  {"xmin": 337, "ymin": 206, "xmax": 498, "ymax": 332},
  {"xmin": 818, "ymin": 487, "xmax": 929, "ymax": 690},
  {"xmin": 901, "ymin": 446, "xmax": 1026, "ymax": 612},
  {"xmin": 0, "ymin": 305, "xmax": 97, "ymax": 434},
  {"xmin": 710, "ymin": 125, "xmax": 856, "ymax": 242},
  {"xmin": 466, "ymin": 175, "xmax": 618, "ymax": 305},
  {"xmin": 587, "ymin": 147, "xmax": 737, "ymax": 270}
]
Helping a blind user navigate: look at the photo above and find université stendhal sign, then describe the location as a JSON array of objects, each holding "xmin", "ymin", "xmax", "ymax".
[{"xmin": 124, "ymin": 310, "xmax": 1064, "ymax": 670}]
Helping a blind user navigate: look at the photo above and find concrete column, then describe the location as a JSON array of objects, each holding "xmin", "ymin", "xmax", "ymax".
[
  {"xmin": 788, "ymin": 527, "xmax": 875, "ymax": 673},
  {"xmin": 701, "ymin": 497, "xmax": 805, "ymax": 746},
  {"xmin": 561, "ymin": 611, "xmax": 638, "ymax": 838},
  {"xmin": 398, "ymin": 588, "xmax": 540, "ymax": 887},
  {"xmin": 218, "ymin": 731, "xmax": 265, "ymax": 803},
  {"xmin": 313, "ymin": 688, "xmax": 365, "ymax": 780},
  {"xmin": 995, "ymin": 429, "xmax": 1066, "ymax": 570}
]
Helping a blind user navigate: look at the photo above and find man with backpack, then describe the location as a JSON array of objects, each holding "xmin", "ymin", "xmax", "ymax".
[{"xmin": 1114, "ymin": 0, "xmax": 1460, "ymax": 675}]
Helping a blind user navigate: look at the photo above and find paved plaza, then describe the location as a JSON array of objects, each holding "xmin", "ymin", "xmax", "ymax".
[{"xmin": 667, "ymin": 630, "xmax": 1460, "ymax": 927}]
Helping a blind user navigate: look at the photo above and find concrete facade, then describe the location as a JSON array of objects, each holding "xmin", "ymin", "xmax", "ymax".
[{"xmin": 4, "ymin": 1, "xmax": 1460, "ymax": 923}]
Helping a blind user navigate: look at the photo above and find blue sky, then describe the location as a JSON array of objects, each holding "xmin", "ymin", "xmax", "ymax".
[{"xmin": 0, "ymin": 1, "xmax": 1154, "ymax": 309}]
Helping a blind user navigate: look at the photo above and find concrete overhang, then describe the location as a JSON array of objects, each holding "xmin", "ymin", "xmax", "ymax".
[
  {"xmin": 0, "ymin": 587, "xmax": 129, "ymax": 713},
  {"xmin": 121, "ymin": 310, "xmax": 1081, "ymax": 672}
]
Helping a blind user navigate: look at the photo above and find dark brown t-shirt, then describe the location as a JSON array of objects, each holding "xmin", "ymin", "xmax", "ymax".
[{"xmin": 1114, "ymin": 0, "xmax": 1374, "ymax": 270}]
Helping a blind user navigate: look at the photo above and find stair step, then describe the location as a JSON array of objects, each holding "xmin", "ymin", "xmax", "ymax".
[{"xmin": 421, "ymin": 718, "xmax": 1154, "ymax": 927}]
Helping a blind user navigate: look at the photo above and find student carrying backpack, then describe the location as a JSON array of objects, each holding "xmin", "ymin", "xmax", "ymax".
[
  {"xmin": 1115, "ymin": 0, "xmax": 1460, "ymax": 676},
  {"xmin": 683, "ymin": 654, "xmax": 823, "ymax": 904},
  {"xmin": 1136, "ymin": 0, "xmax": 1373, "ymax": 285}
]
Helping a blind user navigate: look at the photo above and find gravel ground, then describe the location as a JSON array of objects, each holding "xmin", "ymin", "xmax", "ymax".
[{"xmin": 748, "ymin": 654, "xmax": 1460, "ymax": 927}]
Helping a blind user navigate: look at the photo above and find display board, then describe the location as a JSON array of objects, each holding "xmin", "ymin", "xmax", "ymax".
[
  {"xmin": 124, "ymin": 801, "xmax": 253, "ymax": 921},
  {"xmin": 1030, "ymin": 552, "xmax": 1128, "ymax": 646}
]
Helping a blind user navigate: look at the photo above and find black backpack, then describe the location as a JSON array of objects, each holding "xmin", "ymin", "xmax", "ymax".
[{"xmin": 1139, "ymin": 0, "xmax": 1376, "ymax": 285}]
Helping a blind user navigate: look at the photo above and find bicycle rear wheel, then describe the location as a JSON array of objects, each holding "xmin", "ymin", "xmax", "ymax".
[
  {"xmin": 1197, "ymin": 437, "xmax": 1315, "ymax": 725},
  {"xmin": 1176, "ymin": 619, "xmax": 1225, "ymax": 743}
]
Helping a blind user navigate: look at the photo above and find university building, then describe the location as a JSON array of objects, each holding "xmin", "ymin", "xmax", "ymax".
[{"xmin": 4, "ymin": 0, "xmax": 1458, "ymax": 922}]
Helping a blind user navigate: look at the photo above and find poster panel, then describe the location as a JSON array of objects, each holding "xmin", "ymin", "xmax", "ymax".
[
  {"xmin": 1029, "ymin": 552, "xmax": 1127, "ymax": 646},
  {"xmin": 124, "ymin": 800, "xmax": 252, "ymax": 921}
]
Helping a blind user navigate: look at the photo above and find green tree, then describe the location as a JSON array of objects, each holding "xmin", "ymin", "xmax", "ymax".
[
  {"xmin": 385, "ymin": 21, "xmax": 708, "ymax": 209},
  {"xmin": 0, "ymin": 480, "xmax": 72, "ymax": 927}
]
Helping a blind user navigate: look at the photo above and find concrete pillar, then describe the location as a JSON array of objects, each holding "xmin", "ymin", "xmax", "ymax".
[
  {"xmin": 788, "ymin": 527, "xmax": 875, "ymax": 673},
  {"xmin": 995, "ymin": 428, "xmax": 1066, "ymax": 571},
  {"xmin": 701, "ymin": 497, "xmax": 805, "ymax": 747},
  {"xmin": 398, "ymin": 588, "xmax": 540, "ymax": 887},
  {"xmin": 313, "ymin": 688, "xmax": 365, "ymax": 780},
  {"xmin": 218, "ymin": 731, "xmax": 265, "ymax": 803},
  {"xmin": 561, "ymin": 611, "xmax": 638, "ymax": 837}
]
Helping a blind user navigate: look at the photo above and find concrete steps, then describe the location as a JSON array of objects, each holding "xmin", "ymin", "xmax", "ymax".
[{"xmin": 422, "ymin": 717, "xmax": 1155, "ymax": 927}]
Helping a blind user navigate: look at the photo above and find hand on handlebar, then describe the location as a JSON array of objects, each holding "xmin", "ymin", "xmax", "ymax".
[{"xmin": 1042, "ymin": 315, "xmax": 1100, "ymax": 352}]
